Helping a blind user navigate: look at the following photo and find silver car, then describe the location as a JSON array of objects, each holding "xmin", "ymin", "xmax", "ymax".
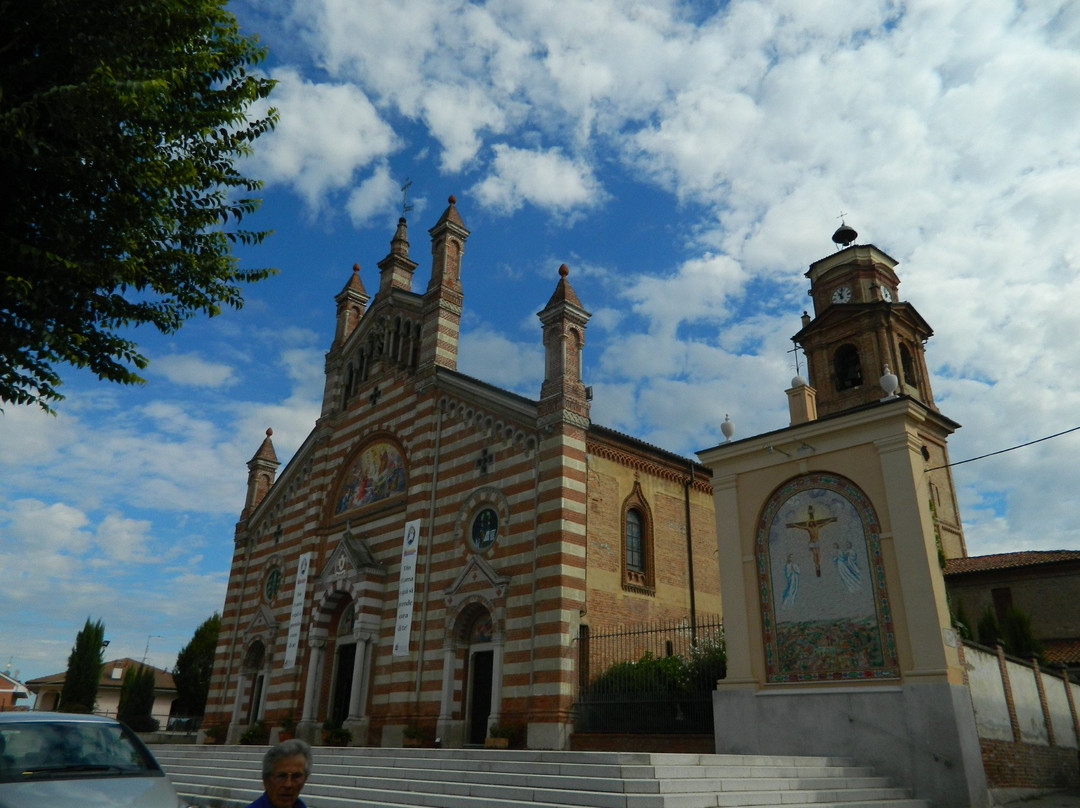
[{"xmin": 0, "ymin": 711, "xmax": 189, "ymax": 808}]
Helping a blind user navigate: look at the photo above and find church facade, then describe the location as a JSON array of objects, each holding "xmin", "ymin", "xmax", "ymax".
[{"xmin": 203, "ymin": 197, "xmax": 721, "ymax": 749}]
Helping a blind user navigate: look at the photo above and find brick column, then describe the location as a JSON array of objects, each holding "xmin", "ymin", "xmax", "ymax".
[
  {"xmin": 1032, "ymin": 658, "xmax": 1055, "ymax": 746},
  {"xmin": 1061, "ymin": 664, "xmax": 1080, "ymax": 747},
  {"xmin": 996, "ymin": 643, "xmax": 1021, "ymax": 742}
]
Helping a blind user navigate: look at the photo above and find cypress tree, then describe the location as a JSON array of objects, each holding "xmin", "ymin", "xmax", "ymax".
[
  {"xmin": 118, "ymin": 664, "xmax": 159, "ymax": 731},
  {"xmin": 59, "ymin": 618, "xmax": 106, "ymax": 713}
]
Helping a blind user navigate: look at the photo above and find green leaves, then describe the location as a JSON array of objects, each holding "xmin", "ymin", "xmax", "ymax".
[{"xmin": 0, "ymin": 0, "xmax": 278, "ymax": 411}]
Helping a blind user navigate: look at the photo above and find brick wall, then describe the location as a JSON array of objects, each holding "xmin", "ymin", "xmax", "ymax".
[{"xmin": 979, "ymin": 738, "xmax": 1080, "ymax": 790}]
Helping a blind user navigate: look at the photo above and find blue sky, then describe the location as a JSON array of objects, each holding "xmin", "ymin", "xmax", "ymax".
[{"xmin": 3, "ymin": 0, "xmax": 1080, "ymax": 690}]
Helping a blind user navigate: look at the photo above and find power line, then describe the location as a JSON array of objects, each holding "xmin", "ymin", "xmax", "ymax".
[{"xmin": 926, "ymin": 425, "xmax": 1080, "ymax": 472}]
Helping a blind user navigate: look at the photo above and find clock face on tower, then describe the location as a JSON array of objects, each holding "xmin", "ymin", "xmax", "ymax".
[
  {"xmin": 881, "ymin": 286, "xmax": 893, "ymax": 302},
  {"xmin": 831, "ymin": 285, "xmax": 852, "ymax": 304}
]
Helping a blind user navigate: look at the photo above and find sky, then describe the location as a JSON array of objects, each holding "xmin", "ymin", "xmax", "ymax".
[{"xmin": 3, "ymin": 0, "xmax": 1080, "ymax": 693}]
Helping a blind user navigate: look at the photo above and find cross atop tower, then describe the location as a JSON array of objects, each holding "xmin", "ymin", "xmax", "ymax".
[{"xmin": 401, "ymin": 178, "xmax": 414, "ymax": 218}]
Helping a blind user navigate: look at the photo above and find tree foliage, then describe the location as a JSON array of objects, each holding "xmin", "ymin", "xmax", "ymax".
[
  {"xmin": 172, "ymin": 612, "xmax": 221, "ymax": 717},
  {"xmin": 118, "ymin": 663, "xmax": 159, "ymax": 732},
  {"xmin": 976, "ymin": 605, "xmax": 1002, "ymax": 648},
  {"xmin": 0, "ymin": 0, "xmax": 277, "ymax": 411},
  {"xmin": 59, "ymin": 618, "xmax": 106, "ymax": 713},
  {"xmin": 975, "ymin": 604, "xmax": 1044, "ymax": 663},
  {"xmin": 1001, "ymin": 605, "xmax": 1044, "ymax": 663}
]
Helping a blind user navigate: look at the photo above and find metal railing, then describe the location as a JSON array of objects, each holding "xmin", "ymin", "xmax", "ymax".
[{"xmin": 574, "ymin": 615, "xmax": 725, "ymax": 734}]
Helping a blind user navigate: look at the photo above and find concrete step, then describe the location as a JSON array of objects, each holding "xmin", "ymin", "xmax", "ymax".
[{"xmin": 156, "ymin": 745, "xmax": 929, "ymax": 808}]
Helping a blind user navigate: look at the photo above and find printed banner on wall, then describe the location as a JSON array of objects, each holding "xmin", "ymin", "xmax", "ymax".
[
  {"xmin": 283, "ymin": 551, "xmax": 312, "ymax": 669},
  {"xmin": 392, "ymin": 520, "xmax": 422, "ymax": 656}
]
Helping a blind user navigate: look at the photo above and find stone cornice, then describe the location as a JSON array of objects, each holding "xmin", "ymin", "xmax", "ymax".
[{"xmin": 587, "ymin": 438, "xmax": 712, "ymax": 493}]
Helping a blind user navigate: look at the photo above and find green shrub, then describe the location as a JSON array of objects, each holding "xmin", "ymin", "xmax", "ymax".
[{"xmin": 239, "ymin": 721, "xmax": 268, "ymax": 745}]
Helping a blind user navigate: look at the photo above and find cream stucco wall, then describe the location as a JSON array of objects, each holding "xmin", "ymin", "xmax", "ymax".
[{"xmin": 699, "ymin": 396, "xmax": 964, "ymax": 691}]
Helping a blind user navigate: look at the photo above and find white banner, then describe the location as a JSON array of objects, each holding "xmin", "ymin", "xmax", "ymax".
[
  {"xmin": 392, "ymin": 520, "xmax": 422, "ymax": 656},
  {"xmin": 283, "ymin": 551, "xmax": 313, "ymax": 669}
]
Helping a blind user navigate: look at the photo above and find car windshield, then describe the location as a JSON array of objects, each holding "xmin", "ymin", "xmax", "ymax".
[{"xmin": 0, "ymin": 720, "xmax": 160, "ymax": 783}]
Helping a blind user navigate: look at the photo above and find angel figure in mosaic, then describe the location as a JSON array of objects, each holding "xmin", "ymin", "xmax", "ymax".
[{"xmin": 781, "ymin": 553, "xmax": 800, "ymax": 606}]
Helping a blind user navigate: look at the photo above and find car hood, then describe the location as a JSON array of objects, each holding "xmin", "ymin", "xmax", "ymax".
[{"xmin": 0, "ymin": 775, "xmax": 180, "ymax": 808}]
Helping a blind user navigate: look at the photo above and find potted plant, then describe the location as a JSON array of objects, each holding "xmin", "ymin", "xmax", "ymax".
[
  {"xmin": 322, "ymin": 720, "xmax": 352, "ymax": 747},
  {"xmin": 279, "ymin": 715, "xmax": 297, "ymax": 741},
  {"xmin": 485, "ymin": 722, "xmax": 515, "ymax": 748},
  {"xmin": 239, "ymin": 720, "xmax": 269, "ymax": 745},
  {"xmin": 203, "ymin": 723, "xmax": 226, "ymax": 745},
  {"xmin": 402, "ymin": 724, "xmax": 423, "ymax": 747}
]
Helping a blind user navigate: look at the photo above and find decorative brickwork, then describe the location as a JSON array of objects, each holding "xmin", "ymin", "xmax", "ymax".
[{"xmin": 204, "ymin": 202, "xmax": 722, "ymax": 750}]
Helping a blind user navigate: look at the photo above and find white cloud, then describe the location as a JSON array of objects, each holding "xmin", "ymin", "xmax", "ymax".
[
  {"xmin": 252, "ymin": 66, "xmax": 399, "ymax": 209},
  {"xmin": 472, "ymin": 144, "xmax": 606, "ymax": 217},
  {"xmin": 346, "ymin": 164, "xmax": 401, "ymax": 228},
  {"xmin": 96, "ymin": 513, "xmax": 155, "ymax": 563},
  {"xmin": 152, "ymin": 353, "xmax": 236, "ymax": 388},
  {"xmin": 458, "ymin": 327, "xmax": 543, "ymax": 395}
]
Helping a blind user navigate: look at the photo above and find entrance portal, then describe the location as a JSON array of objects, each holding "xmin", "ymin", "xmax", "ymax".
[
  {"xmin": 331, "ymin": 642, "xmax": 356, "ymax": 727},
  {"xmin": 467, "ymin": 649, "xmax": 493, "ymax": 744}
]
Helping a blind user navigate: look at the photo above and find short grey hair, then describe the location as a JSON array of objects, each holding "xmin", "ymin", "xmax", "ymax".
[{"xmin": 261, "ymin": 738, "xmax": 312, "ymax": 779}]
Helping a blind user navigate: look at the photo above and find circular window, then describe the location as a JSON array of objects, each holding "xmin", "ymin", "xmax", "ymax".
[
  {"xmin": 264, "ymin": 567, "xmax": 282, "ymax": 602},
  {"xmin": 471, "ymin": 507, "xmax": 499, "ymax": 550}
]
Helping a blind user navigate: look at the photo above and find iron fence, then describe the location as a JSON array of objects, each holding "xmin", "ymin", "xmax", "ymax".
[{"xmin": 574, "ymin": 615, "xmax": 725, "ymax": 734}]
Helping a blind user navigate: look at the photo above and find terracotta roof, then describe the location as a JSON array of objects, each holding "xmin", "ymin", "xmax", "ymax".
[
  {"xmin": 543, "ymin": 264, "xmax": 586, "ymax": 311},
  {"xmin": 944, "ymin": 550, "xmax": 1080, "ymax": 575},
  {"xmin": 433, "ymin": 194, "xmax": 466, "ymax": 230},
  {"xmin": 340, "ymin": 263, "xmax": 368, "ymax": 296},
  {"xmin": 250, "ymin": 428, "xmax": 278, "ymax": 464},
  {"xmin": 25, "ymin": 658, "xmax": 175, "ymax": 693},
  {"xmin": 1043, "ymin": 639, "xmax": 1080, "ymax": 665}
]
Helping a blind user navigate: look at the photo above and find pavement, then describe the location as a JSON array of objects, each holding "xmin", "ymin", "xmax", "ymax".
[{"xmin": 995, "ymin": 790, "xmax": 1080, "ymax": 807}]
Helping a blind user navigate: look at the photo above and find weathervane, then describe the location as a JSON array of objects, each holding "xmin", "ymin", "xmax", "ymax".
[{"xmin": 401, "ymin": 178, "xmax": 414, "ymax": 219}]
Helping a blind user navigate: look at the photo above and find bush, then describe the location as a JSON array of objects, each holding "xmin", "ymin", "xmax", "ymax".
[
  {"xmin": 976, "ymin": 606, "xmax": 1001, "ymax": 647},
  {"xmin": 1001, "ymin": 605, "xmax": 1044, "ymax": 663},
  {"xmin": 203, "ymin": 723, "xmax": 227, "ymax": 744},
  {"xmin": 239, "ymin": 721, "xmax": 269, "ymax": 745},
  {"xmin": 588, "ymin": 652, "xmax": 687, "ymax": 695},
  {"xmin": 322, "ymin": 720, "xmax": 351, "ymax": 747},
  {"xmin": 117, "ymin": 664, "xmax": 157, "ymax": 733},
  {"xmin": 686, "ymin": 633, "xmax": 727, "ymax": 690},
  {"xmin": 488, "ymin": 721, "xmax": 525, "ymax": 746}
]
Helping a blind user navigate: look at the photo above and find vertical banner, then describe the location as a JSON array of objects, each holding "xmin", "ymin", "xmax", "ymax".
[
  {"xmin": 393, "ymin": 519, "xmax": 422, "ymax": 656},
  {"xmin": 283, "ymin": 551, "xmax": 313, "ymax": 669}
]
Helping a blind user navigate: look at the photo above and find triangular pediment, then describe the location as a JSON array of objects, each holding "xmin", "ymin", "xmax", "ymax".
[
  {"xmin": 444, "ymin": 554, "xmax": 510, "ymax": 610},
  {"xmin": 243, "ymin": 604, "xmax": 279, "ymax": 642},
  {"xmin": 318, "ymin": 530, "xmax": 385, "ymax": 588}
]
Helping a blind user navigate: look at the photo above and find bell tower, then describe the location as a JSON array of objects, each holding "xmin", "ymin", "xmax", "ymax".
[{"xmin": 792, "ymin": 222, "xmax": 935, "ymax": 418}]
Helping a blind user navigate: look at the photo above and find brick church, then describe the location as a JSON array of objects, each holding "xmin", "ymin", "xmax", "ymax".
[{"xmin": 204, "ymin": 197, "xmax": 722, "ymax": 748}]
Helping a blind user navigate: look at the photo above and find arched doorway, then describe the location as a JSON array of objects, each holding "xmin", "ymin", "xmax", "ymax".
[
  {"xmin": 328, "ymin": 599, "xmax": 356, "ymax": 727},
  {"xmin": 464, "ymin": 610, "xmax": 494, "ymax": 744},
  {"xmin": 242, "ymin": 640, "xmax": 266, "ymax": 724}
]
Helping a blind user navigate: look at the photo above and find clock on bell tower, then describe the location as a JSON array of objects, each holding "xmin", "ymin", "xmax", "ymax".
[{"xmin": 792, "ymin": 224, "xmax": 935, "ymax": 418}]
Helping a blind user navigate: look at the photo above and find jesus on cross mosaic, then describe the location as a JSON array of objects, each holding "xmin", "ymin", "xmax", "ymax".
[{"xmin": 786, "ymin": 505, "xmax": 837, "ymax": 577}]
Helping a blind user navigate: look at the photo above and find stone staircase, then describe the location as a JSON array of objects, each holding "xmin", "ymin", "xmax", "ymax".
[{"xmin": 155, "ymin": 745, "xmax": 930, "ymax": 808}]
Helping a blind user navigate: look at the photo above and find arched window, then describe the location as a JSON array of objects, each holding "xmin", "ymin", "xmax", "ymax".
[
  {"xmin": 900, "ymin": 343, "xmax": 918, "ymax": 389},
  {"xmin": 626, "ymin": 509, "xmax": 644, "ymax": 572},
  {"xmin": 833, "ymin": 344, "xmax": 863, "ymax": 391},
  {"xmin": 621, "ymin": 483, "xmax": 655, "ymax": 594}
]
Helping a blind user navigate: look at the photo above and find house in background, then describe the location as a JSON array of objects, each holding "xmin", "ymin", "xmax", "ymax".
[
  {"xmin": 945, "ymin": 550, "xmax": 1080, "ymax": 673},
  {"xmin": 26, "ymin": 658, "xmax": 177, "ymax": 721},
  {"xmin": 0, "ymin": 669, "xmax": 29, "ymax": 711}
]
